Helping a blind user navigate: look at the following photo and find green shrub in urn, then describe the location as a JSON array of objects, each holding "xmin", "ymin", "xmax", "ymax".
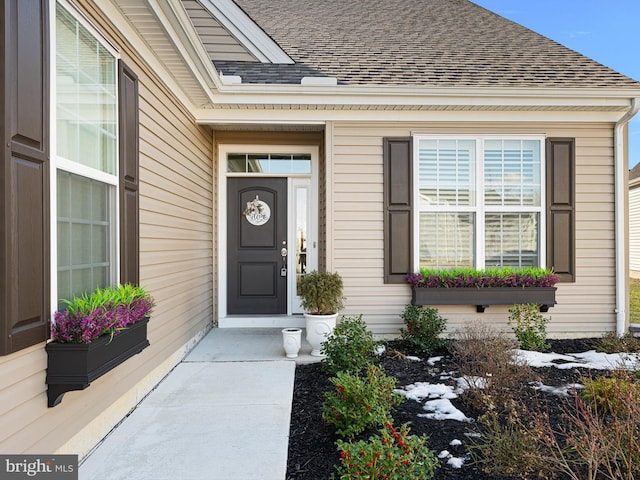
[{"xmin": 297, "ymin": 270, "xmax": 344, "ymax": 315}]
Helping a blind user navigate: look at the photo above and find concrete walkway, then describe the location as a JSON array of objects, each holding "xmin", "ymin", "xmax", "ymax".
[{"xmin": 79, "ymin": 328, "xmax": 318, "ymax": 480}]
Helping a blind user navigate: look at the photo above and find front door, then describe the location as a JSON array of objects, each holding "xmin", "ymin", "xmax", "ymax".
[{"xmin": 227, "ymin": 177, "xmax": 288, "ymax": 314}]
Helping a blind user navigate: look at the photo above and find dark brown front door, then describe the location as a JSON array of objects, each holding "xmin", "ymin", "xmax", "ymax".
[{"xmin": 227, "ymin": 178, "xmax": 288, "ymax": 314}]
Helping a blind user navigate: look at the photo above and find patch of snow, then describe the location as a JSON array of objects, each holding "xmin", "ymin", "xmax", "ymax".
[
  {"xmin": 374, "ymin": 345, "xmax": 386, "ymax": 356},
  {"xmin": 419, "ymin": 398, "xmax": 474, "ymax": 422},
  {"xmin": 464, "ymin": 432, "xmax": 481, "ymax": 438},
  {"xmin": 439, "ymin": 450, "xmax": 469, "ymax": 469},
  {"xmin": 406, "ymin": 355, "xmax": 422, "ymax": 362},
  {"xmin": 515, "ymin": 350, "xmax": 578, "ymax": 368},
  {"xmin": 570, "ymin": 350, "xmax": 640, "ymax": 370},
  {"xmin": 447, "ymin": 456, "xmax": 467, "ymax": 469},
  {"xmin": 396, "ymin": 382, "xmax": 458, "ymax": 402},
  {"xmin": 449, "ymin": 439, "xmax": 462, "ymax": 446},
  {"xmin": 515, "ymin": 349, "xmax": 640, "ymax": 370},
  {"xmin": 427, "ymin": 356, "xmax": 443, "ymax": 365},
  {"xmin": 531, "ymin": 381, "xmax": 584, "ymax": 397}
]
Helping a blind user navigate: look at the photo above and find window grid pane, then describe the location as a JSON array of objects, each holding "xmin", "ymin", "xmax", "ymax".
[
  {"xmin": 57, "ymin": 169, "xmax": 112, "ymax": 307},
  {"xmin": 419, "ymin": 139, "xmax": 475, "ymax": 207},
  {"xmin": 419, "ymin": 212, "xmax": 474, "ymax": 269},
  {"xmin": 484, "ymin": 213, "xmax": 539, "ymax": 267},
  {"xmin": 484, "ymin": 139, "xmax": 541, "ymax": 207},
  {"xmin": 56, "ymin": 4, "xmax": 117, "ymax": 174}
]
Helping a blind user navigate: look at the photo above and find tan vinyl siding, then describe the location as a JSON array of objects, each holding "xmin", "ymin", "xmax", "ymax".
[
  {"xmin": 630, "ymin": 183, "xmax": 640, "ymax": 274},
  {"xmin": 182, "ymin": 0, "xmax": 259, "ymax": 62},
  {"xmin": 330, "ymin": 122, "xmax": 617, "ymax": 337},
  {"xmin": 0, "ymin": 0, "xmax": 214, "ymax": 456}
]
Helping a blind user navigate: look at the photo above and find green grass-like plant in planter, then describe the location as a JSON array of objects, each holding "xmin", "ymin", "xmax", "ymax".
[
  {"xmin": 51, "ymin": 283, "xmax": 155, "ymax": 344},
  {"xmin": 408, "ymin": 267, "xmax": 559, "ymax": 289}
]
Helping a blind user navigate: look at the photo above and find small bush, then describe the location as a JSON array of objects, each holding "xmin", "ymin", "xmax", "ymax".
[
  {"xmin": 580, "ymin": 371, "xmax": 640, "ymax": 416},
  {"xmin": 322, "ymin": 365, "xmax": 403, "ymax": 438},
  {"xmin": 596, "ymin": 332, "xmax": 640, "ymax": 354},
  {"xmin": 452, "ymin": 323, "xmax": 532, "ymax": 410},
  {"xmin": 468, "ymin": 409, "xmax": 543, "ymax": 477},
  {"xmin": 321, "ymin": 314, "xmax": 379, "ymax": 375},
  {"xmin": 297, "ymin": 270, "xmax": 344, "ymax": 314},
  {"xmin": 508, "ymin": 304, "xmax": 550, "ymax": 352},
  {"xmin": 399, "ymin": 304, "xmax": 448, "ymax": 354},
  {"xmin": 526, "ymin": 382, "xmax": 640, "ymax": 480},
  {"xmin": 333, "ymin": 422, "xmax": 438, "ymax": 480}
]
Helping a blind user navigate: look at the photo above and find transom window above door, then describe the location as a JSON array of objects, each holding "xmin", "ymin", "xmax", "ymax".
[{"xmin": 227, "ymin": 153, "xmax": 311, "ymax": 174}]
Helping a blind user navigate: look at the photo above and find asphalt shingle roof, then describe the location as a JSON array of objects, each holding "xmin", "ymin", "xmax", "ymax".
[{"xmin": 215, "ymin": 0, "xmax": 640, "ymax": 88}]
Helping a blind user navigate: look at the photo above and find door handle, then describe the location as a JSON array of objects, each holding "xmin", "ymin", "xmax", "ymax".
[{"xmin": 281, "ymin": 248, "xmax": 288, "ymax": 257}]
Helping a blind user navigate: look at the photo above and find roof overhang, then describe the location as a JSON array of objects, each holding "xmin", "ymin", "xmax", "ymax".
[
  {"xmin": 105, "ymin": 0, "xmax": 640, "ymax": 126},
  {"xmin": 195, "ymin": 85, "xmax": 640, "ymax": 125}
]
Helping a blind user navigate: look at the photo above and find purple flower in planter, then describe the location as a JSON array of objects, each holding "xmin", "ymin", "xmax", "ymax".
[{"xmin": 51, "ymin": 284, "xmax": 155, "ymax": 344}]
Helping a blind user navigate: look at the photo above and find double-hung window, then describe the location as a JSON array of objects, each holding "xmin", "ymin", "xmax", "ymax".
[
  {"xmin": 54, "ymin": 3, "xmax": 119, "ymax": 307},
  {"xmin": 415, "ymin": 136, "xmax": 544, "ymax": 270}
]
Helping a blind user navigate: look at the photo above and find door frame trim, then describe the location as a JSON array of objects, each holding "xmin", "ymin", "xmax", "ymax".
[{"xmin": 217, "ymin": 144, "xmax": 319, "ymax": 326}]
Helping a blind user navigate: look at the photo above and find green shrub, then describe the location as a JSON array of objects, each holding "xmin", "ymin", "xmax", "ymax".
[
  {"xmin": 399, "ymin": 304, "xmax": 448, "ymax": 354},
  {"xmin": 580, "ymin": 372, "xmax": 640, "ymax": 416},
  {"xmin": 333, "ymin": 422, "xmax": 438, "ymax": 480},
  {"xmin": 596, "ymin": 332, "xmax": 640, "ymax": 354},
  {"xmin": 297, "ymin": 270, "xmax": 344, "ymax": 314},
  {"xmin": 322, "ymin": 365, "xmax": 403, "ymax": 438},
  {"xmin": 507, "ymin": 304, "xmax": 550, "ymax": 351},
  {"xmin": 321, "ymin": 314, "xmax": 379, "ymax": 375}
]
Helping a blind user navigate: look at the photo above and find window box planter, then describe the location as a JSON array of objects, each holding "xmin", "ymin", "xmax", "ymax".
[
  {"xmin": 46, "ymin": 284, "xmax": 154, "ymax": 407},
  {"xmin": 46, "ymin": 317, "xmax": 150, "ymax": 407},
  {"xmin": 411, "ymin": 286, "xmax": 557, "ymax": 313},
  {"xmin": 408, "ymin": 268, "xmax": 559, "ymax": 313}
]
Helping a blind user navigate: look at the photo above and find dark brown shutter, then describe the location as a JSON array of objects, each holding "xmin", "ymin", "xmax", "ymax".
[
  {"xmin": 383, "ymin": 137, "xmax": 413, "ymax": 284},
  {"xmin": 0, "ymin": 0, "xmax": 50, "ymax": 355},
  {"xmin": 118, "ymin": 61, "xmax": 139, "ymax": 285},
  {"xmin": 546, "ymin": 138, "xmax": 575, "ymax": 282}
]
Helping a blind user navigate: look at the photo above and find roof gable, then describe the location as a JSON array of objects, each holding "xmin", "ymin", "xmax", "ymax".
[
  {"xmin": 213, "ymin": 0, "xmax": 640, "ymax": 88},
  {"xmin": 182, "ymin": 0, "xmax": 258, "ymax": 62}
]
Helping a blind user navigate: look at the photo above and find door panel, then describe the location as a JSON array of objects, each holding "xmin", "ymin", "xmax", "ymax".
[{"xmin": 227, "ymin": 178, "xmax": 287, "ymax": 314}]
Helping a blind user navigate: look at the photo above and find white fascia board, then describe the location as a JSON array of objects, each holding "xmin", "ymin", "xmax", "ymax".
[
  {"xmin": 96, "ymin": 0, "xmax": 198, "ymax": 112},
  {"xmin": 194, "ymin": 107, "xmax": 630, "ymax": 125},
  {"xmin": 198, "ymin": 0, "xmax": 293, "ymax": 64},
  {"xmin": 147, "ymin": 0, "xmax": 221, "ymax": 98},
  {"xmin": 210, "ymin": 84, "xmax": 640, "ymax": 108}
]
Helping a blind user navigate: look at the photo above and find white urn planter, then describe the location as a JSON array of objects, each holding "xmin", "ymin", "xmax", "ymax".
[
  {"xmin": 282, "ymin": 328, "xmax": 302, "ymax": 358},
  {"xmin": 305, "ymin": 313, "xmax": 338, "ymax": 356}
]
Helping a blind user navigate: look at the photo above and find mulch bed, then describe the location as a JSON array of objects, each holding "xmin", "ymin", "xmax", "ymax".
[{"xmin": 286, "ymin": 338, "xmax": 602, "ymax": 480}]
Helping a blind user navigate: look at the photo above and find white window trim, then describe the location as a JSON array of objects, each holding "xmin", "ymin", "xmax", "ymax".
[
  {"xmin": 412, "ymin": 134, "xmax": 546, "ymax": 270},
  {"xmin": 50, "ymin": 0, "xmax": 121, "ymax": 315}
]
